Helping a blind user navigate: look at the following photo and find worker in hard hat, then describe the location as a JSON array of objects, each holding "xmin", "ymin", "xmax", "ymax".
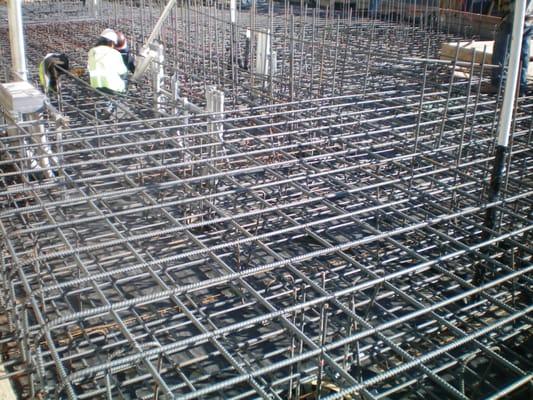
[
  {"xmin": 39, "ymin": 53, "xmax": 69, "ymax": 94},
  {"xmin": 490, "ymin": 0, "xmax": 533, "ymax": 96},
  {"xmin": 116, "ymin": 31, "xmax": 136, "ymax": 74},
  {"xmin": 87, "ymin": 28, "xmax": 128, "ymax": 95}
]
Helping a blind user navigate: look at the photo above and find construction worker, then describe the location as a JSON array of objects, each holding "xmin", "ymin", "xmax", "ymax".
[
  {"xmin": 87, "ymin": 28, "xmax": 128, "ymax": 95},
  {"xmin": 490, "ymin": 0, "xmax": 533, "ymax": 96},
  {"xmin": 39, "ymin": 53, "xmax": 69, "ymax": 94},
  {"xmin": 116, "ymin": 31, "xmax": 136, "ymax": 74}
]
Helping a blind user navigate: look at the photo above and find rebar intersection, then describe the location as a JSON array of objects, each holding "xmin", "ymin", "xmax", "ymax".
[{"xmin": 0, "ymin": 1, "xmax": 532, "ymax": 399}]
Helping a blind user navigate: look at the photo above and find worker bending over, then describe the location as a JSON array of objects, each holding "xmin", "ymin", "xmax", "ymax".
[
  {"xmin": 87, "ymin": 29, "xmax": 128, "ymax": 95},
  {"xmin": 39, "ymin": 53, "xmax": 69, "ymax": 94},
  {"xmin": 491, "ymin": 0, "xmax": 533, "ymax": 96}
]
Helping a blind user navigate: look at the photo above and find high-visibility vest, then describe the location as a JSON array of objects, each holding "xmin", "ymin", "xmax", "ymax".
[
  {"xmin": 39, "ymin": 53, "xmax": 69, "ymax": 93},
  {"xmin": 38, "ymin": 60, "xmax": 49, "ymax": 91},
  {"xmin": 87, "ymin": 45, "xmax": 128, "ymax": 93}
]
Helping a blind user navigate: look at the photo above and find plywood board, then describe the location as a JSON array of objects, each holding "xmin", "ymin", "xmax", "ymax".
[
  {"xmin": 441, "ymin": 40, "xmax": 533, "ymax": 79},
  {"xmin": 0, "ymin": 361, "xmax": 16, "ymax": 400}
]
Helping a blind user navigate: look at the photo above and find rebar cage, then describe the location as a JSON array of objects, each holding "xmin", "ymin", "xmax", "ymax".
[{"xmin": 0, "ymin": 1, "xmax": 531, "ymax": 399}]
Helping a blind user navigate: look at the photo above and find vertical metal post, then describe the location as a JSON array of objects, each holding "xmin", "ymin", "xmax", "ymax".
[
  {"xmin": 89, "ymin": 0, "xmax": 100, "ymax": 18},
  {"xmin": 29, "ymin": 112, "xmax": 57, "ymax": 179},
  {"xmin": 478, "ymin": 1, "xmax": 526, "ymax": 285},
  {"xmin": 496, "ymin": 3, "xmax": 526, "ymax": 149},
  {"xmin": 171, "ymin": 72, "xmax": 180, "ymax": 115},
  {"xmin": 7, "ymin": 0, "xmax": 27, "ymax": 81},
  {"xmin": 206, "ymin": 85, "xmax": 225, "ymax": 143},
  {"xmin": 152, "ymin": 43, "xmax": 165, "ymax": 114},
  {"xmin": 206, "ymin": 85, "xmax": 225, "ymax": 194},
  {"xmin": 230, "ymin": 0, "xmax": 237, "ymax": 83},
  {"xmin": 256, "ymin": 29, "xmax": 271, "ymax": 77},
  {"xmin": 230, "ymin": 0, "xmax": 237, "ymax": 25}
]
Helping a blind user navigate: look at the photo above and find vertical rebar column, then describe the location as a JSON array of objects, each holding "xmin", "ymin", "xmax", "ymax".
[{"xmin": 7, "ymin": 0, "xmax": 27, "ymax": 81}]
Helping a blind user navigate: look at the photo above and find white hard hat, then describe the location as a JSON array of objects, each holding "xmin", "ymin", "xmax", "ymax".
[{"xmin": 100, "ymin": 28, "xmax": 118, "ymax": 45}]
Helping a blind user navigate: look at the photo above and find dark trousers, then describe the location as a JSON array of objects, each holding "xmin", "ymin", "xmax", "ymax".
[{"xmin": 492, "ymin": 22, "xmax": 533, "ymax": 95}]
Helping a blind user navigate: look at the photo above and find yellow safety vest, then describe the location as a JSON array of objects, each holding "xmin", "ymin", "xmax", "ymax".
[
  {"xmin": 87, "ymin": 45, "xmax": 128, "ymax": 93},
  {"xmin": 38, "ymin": 60, "xmax": 48, "ymax": 91}
]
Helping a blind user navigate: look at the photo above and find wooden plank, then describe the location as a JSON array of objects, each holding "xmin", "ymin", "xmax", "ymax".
[
  {"xmin": 441, "ymin": 40, "xmax": 494, "ymax": 64},
  {"xmin": 440, "ymin": 40, "xmax": 533, "ymax": 79},
  {"xmin": 439, "ymin": 9, "xmax": 501, "ymax": 39}
]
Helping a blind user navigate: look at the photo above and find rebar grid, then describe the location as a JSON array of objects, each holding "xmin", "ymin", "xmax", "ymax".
[{"xmin": 1, "ymin": 1, "xmax": 532, "ymax": 399}]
